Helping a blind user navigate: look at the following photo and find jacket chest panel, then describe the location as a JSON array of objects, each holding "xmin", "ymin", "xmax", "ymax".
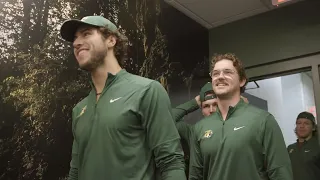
[{"xmin": 199, "ymin": 118, "xmax": 262, "ymax": 159}]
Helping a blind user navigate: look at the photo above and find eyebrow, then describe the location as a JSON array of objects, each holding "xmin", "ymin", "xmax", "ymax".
[
  {"xmin": 74, "ymin": 27, "xmax": 92, "ymax": 40},
  {"xmin": 79, "ymin": 27, "xmax": 91, "ymax": 33},
  {"xmin": 213, "ymin": 68, "xmax": 234, "ymax": 71}
]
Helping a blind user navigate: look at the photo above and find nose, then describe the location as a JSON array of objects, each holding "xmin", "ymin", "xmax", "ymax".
[
  {"xmin": 218, "ymin": 71, "xmax": 225, "ymax": 78},
  {"xmin": 212, "ymin": 72, "xmax": 224, "ymax": 83},
  {"xmin": 212, "ymin": 70, "xmax": 225, "ymax": 80},
  {"xmin": 73, "ymin": 36, "xmax": 83, "ymax": 50},
  {"xmin": 209, "ymin": 105, "xmax": 214, "ymax": 112}
]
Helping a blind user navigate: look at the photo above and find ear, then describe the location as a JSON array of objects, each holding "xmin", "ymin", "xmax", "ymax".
[
  {"xmin": 105, "ymin": 35, "xmax": 117, "ymax": 48},
  {"xmin": 240, "ymin": 78, "xmax": 246, "ymax": 88}
]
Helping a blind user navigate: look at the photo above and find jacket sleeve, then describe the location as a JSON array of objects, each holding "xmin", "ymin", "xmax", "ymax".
[
  {"xmin": 263, "ymin": 114, "xmax": 293, "ymax": 180},
  {"xmin": 172, "ymin": 99, "xmax": 199, "ymax": 123},
  {"xmin": 68, "ymin": 141, "xmax": 79, "ymax": 180},
  {"xmin": 139, "ymin": 81, "xmax": 186, "ymax": 180},
  {"xmin": 176, "ymin": 121, "xmax": 192, "ymax": 147},
  {"xmin": 189, "ymin": 127, "xmax": 203, "ymax": 180},
  {"xmin": 68, "ymin": 108, "xmax": 79, "ymax": 180}
]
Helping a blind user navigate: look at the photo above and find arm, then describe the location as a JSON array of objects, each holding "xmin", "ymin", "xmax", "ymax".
[
  {"xmin": 311, "ymin": 138, "xmax": 320, "ymax": 168},
  {"xmin": 172, "ymin": 98, "xmax": 198, "ymax": 145},
  {"xmin": 68, "ymin": 109, "xmax": 79, "ymax": 180},
  {"xmin": 172, "ymin": 98, "xmax": 200, "ymax": 123},
  {"xmin": 189, "ymin": 128, "xmax": 203, "ymax": 180},
  {"xmin": 68, "ymin": 141, "xmax": 79, "ymax": 180},
  {"xmin": 263, "ymin": 115, "xmax": 293, "ymax": 180},
  {"xmin": 176, "ymin": 121, "xmax": 192, "ymax": 148},
  {"xmin": 139, "ymin": 81, "xmax": 186, "ymax": 180}
]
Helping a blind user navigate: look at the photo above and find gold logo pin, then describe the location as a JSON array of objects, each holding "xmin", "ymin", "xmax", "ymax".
[
  {"xmin": 77, "ymin": 105, "xmax": 87, "ymax": 118},
  {"xmin": 203, "ymin": 130, "xmax": 213, "ymax": 139}
]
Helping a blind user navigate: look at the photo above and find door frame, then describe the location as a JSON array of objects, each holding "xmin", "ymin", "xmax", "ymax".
[{"xmin": 245, "ymin": 53, "xmax": 320, "ymax": 141}]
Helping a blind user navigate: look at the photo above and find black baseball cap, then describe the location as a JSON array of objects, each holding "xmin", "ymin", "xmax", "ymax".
[
  {"xmin": 296, "ymin": 111, "xmax": 316, "ymax": 124},
  {"xmin": 199, "ymin": 82, "xmax": 216, "ymax": 102}
]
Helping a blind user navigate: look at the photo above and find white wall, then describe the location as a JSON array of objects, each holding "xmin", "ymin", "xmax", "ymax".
[
  {"xmin": 280, "ymin": 74, "xmax": 305, "ymax": 145},
  {"xmin": 301, "ymin": 73, "xmax": 316, "ymax": 118},
  {"xmin": 246, "ymin": 78, "xmax": 284, "ymax": 124},
  {"xmin": 246, "ymin": 72, "xmax": 315, "ymax": 146}
]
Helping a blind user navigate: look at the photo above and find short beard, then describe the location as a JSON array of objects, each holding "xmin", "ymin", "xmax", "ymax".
[
  {"xmin": 215, "ymin": 90, "xmax": 233, "ymax": 100},
  {"xmin": 80, "ymin": 49, "xmax": 107, "ymax": 71}
]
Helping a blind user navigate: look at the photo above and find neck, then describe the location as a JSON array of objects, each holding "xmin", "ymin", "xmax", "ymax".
[
  {"xmin": 298, "ymin": 134, "xmax": 313, "ymax": 142},
  {"xmin": 91, "ymin": 56, "xmax": 122, "ymax": 94},
  {"xmin": 217, "ymin": 93, "xmax": 241, "ymax": 120}
]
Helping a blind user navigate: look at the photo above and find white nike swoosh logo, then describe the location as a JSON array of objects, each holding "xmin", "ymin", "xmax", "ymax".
[
  {"xmin": 110, "ymin": 97, "xmax": 122, "ymax": 103},
  {"xmin": 234, "ymin": 126, "xmax": 245, "ymax": 131},
  {"xmin": 305, "ymin": 150, "xmax": 310, "ymax": 152}
]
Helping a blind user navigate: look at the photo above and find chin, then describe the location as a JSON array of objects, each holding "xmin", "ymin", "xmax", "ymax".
[
  {"xmin": 297, "ymin": 133, "xmax": 308, "ymax": 138},
  {"xmin": 79, "ymin": 62, "xmax": 94, "ymax": 71},
  {"xmin": 215, "ymin": 90, "xmax": 229, "ymax": 96}
]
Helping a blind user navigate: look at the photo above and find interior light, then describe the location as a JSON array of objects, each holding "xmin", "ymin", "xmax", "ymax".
[{"xmin": 271, "ymin": 0, "xmax": 292, "ymax": 6}]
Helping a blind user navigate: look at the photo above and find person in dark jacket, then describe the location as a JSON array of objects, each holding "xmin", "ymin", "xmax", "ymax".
[{"xmin": 287, "ymin": 111, "xmax": 320, "ymax": 180}]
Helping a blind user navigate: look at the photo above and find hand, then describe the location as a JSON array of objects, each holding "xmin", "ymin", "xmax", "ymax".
[
  {"xmin": 195, "ymin": 95, "xmax": 201, "ymax": 106},
  {"xmin": 241, "ymin": 96, "xmax": 249, "ymax": 103}
]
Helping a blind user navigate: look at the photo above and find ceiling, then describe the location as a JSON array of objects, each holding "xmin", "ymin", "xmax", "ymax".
[{"xmin": 164, "ymin": 0, "xmax": 304, "ymax": 29}]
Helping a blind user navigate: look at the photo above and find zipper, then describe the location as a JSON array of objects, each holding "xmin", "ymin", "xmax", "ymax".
[
  {"xmin": 222, "ymin": 121, "xmax": 225, "ymax": 139},
  {"xmin": 216, "ymin": 110, "xmax": 225, "ymax": 141},
  {"xmin": 92, "ymin": 74, "xmax": 119, "ymax": 122},
  {"xmin": 220, "ymin": 106, "xmax": 236, "ymax": 140}
]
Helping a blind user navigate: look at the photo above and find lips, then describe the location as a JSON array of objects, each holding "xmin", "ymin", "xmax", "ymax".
[
  {"xmin": 77, "ymin": 48, "xmax": 89, "ymax": 56},
  {"xmin": 215, "ymin": 82, "xmax": 228, "ymax": 87},
  {"xmin": 217, "ymin": 84, "xmax": 228, "ymax": 86}
]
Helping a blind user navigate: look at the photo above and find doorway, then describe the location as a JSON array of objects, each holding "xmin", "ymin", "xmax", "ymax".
[{"xmin": 243, "ymin": 71, "xmax": 316, "ymax": 146}]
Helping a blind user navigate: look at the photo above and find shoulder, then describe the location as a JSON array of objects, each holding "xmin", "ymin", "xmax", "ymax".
[
  {"xmin": 115, "ymin": 72, "xmax": 166, "ymax": 100},
  {"xmin": 237, "ymin": 104, "xmax": 279, "ymax": 134},
  {"xmin": 126, "ymin": 73, "xmax": 165, "ymax": 94},
  {"xmin": 122, "ymin": 72, "xmax": 155, "ymax": 88},
  {"xmin": 245, "ymin": 104, "xmax": 272, "ymax": 118},
  {"xmin": 287, "ymin": 143, "xmax": 297, "ymax": 149},
  {"xmin": 243, "ymin": 104, "xmax": 276, "ymax": 124},
  {"xmin": 121, "ymin": 74, "xmax": 169, "ymax": 106}
]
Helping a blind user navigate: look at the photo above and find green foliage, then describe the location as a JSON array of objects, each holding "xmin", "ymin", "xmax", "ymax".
[{"xmin": 2, "ymin": 33, "xmax": 89, "ymax": 179}]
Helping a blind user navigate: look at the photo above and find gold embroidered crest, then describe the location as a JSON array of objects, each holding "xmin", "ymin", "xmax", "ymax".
[
  {"xmin": 203, "ymin": 130, "xmax": 213, "ymax": 139},
  {"xmin": 78, "ymin": 105, "xmax": 87, "ymax": 118}
]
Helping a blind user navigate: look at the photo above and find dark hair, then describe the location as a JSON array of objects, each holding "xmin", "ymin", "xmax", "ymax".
[
  {"xmin": 211, "ymin": 53, "xmax": 247, "ymax": 93},
  {"xmin": 98, "ymin": 27, "xmax": 128, "ymax": 66}
]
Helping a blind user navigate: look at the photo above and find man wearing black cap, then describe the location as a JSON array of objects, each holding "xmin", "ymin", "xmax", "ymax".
[
  {"xmin": 171, "ymin": 82, "xmax": 217, "ymax": 177},
  {"xmin": 60, "ymin": 16, "xmax": 186, "ymax": 180},
  {"xmin": 287, "ymin": 111, "xmax": 320, "ymax": 180},
  {"xmin": 173, "ymin": 82, "xmax": 217, "ymax": 121}
]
